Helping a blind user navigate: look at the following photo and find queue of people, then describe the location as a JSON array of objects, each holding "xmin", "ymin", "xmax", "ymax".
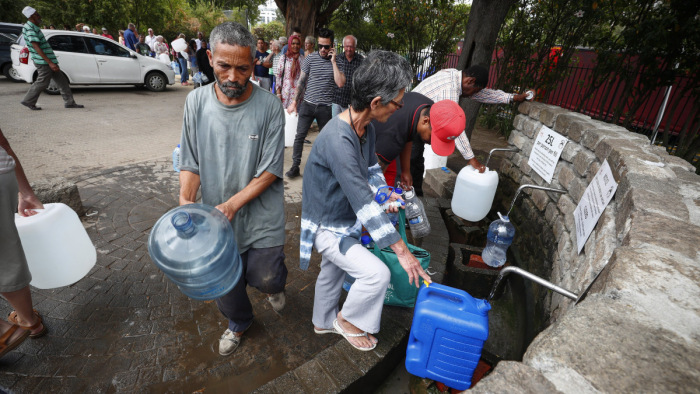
[{"xmin": 3, "ymin": 13, "xmax": 531, "ymax": 360}]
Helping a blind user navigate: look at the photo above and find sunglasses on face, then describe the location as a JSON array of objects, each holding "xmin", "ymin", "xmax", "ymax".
[{"xmin": 318, "ymin": 44, "xmax": 331, "ymax": 49}]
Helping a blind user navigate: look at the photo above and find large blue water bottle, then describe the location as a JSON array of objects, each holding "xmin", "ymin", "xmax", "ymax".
[
  {"xmin": 148, "ymin": 203, "xmax": 243, "ymax": 300},
  {"xmin": 481, "ymin": 212, "xmax": 515, "ymax": 267},
  {"xmin": 406, "ymin": 283, "xmax": 491, "ymax": 390}
]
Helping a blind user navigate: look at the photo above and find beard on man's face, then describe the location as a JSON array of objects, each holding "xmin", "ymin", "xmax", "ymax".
[{"xmin": 215, "ymin": 74, "xmax": 250, "ymax": 98}]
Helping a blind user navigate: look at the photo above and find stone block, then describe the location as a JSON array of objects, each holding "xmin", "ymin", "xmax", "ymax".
[
  {"xmin": 557, "ymin": 194, "xmax": 576, "ymax": 221},
  {"xmin": 586, "ymin": 161, "xmax": 601, "ymax": 183},
  {"xmin": 500, "ymin": 160, "xmax": 522, "ymax": 183},
  {"xmin": 572, "ymin": 149, "xmax": 596, "ymax": 177},
  {"xmin": 581, "ymin": 128, "xmax": 618, "ymax": 151},
  {"xmin": 527, "ymin": 102, "xmax": 549, "ymax": 120},
  {"xmin": 560, "ymin": 142, "xmax": 580, "ymax": 163},
  {"xmin": 553, "ymin": 112, "xmax": 592, "ymax": 135},
  {"xmin": 522, "ymin": 118, "xmax": 544, "ymax": 138},
  {"xmin": 525, "ymin": 294, "xmax": 700, "ymax": 394},
  {"xmin": 517, "ymin": 154, "xmax": 532, "ymax": 176},
  {"xmin": 545, "ymin": 201, "xmax": 560, "ymax": 225},
  {"xmin": 31, "ymin": 177, "xmax": 84, "ymax": 215},
  {"xmin": 552, "ymin": 218, "xmax": 567, "ymax": 242},
  {"xmin": 508, "ymin": 130, "xmax": 528, "ymax": 151},
  {"xmin": 424, "ymin": 168, "xmax": 457, "ymax": 199},
  {"xmin": 567, "ymin": 120, "xmax": 597, "ymax": 142},
  {"xmin": 518, "ymin": 101, "xmax": 532, "ymax": 115},
  {"xmin": 607, "ymin": 148, "xmax": 673, "ymax": 182},
  {"xmin": 531, "ymin": 189, "xmax": 550, "ymax": 211},
  {"xmin": 594, "ymin": 138, "xmax": 641, "ymax": 162},
  {"xmin": 513, "ymin": 114, "xmax": 528, "ymax": 130},
  {"xmin": 663, "ymin": 154, "xmax": 695, "ymax": 172},
  {"xmin": 557, "ymin": 164, "xmax": 576, "ymax": 190},
  {"xmin": 568, "ymin": 177, "xmax": 586, "ymax": 203},
  {"xmin": 539, "ymin": 107, "xmax": 570, "ymax": 128},
  {"xmin": 622, "ymin": 211, "xmax": 699, "ymax": 259},
  {"xmin": 294, "ymin": 360, "xmax": 338, "ymax": 393},
  {"xmin": 470, "ymin": 361, "xmax": 559, "ymax": 393}
]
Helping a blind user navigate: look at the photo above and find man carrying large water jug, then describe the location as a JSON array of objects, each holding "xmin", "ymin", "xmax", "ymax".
[{"xmin": 178, "ymin": 22, "xmax": 288, "ymax": 357}]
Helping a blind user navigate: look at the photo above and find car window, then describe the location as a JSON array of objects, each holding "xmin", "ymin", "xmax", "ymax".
[
  {"xmin": 0, "ymin": 33, "xmax": 16, "ymax": 45},
  {"xmin": 47, "ymin": 35, "xmax": 89, "ymax": 53},
  {"xmin": 87, "ymin": 37, "xmax": 131, "ymax": 57}
]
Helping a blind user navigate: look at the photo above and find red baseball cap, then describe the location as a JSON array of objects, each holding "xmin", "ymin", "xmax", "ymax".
[{"xmin": 429, "ymin": 100, "xmax": 466, "ymax": 156}]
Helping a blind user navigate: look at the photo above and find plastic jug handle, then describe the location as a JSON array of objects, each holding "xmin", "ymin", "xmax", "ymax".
[{"xmin": 423, "ymin": 285, "xmax": 470, "ymax": 310}]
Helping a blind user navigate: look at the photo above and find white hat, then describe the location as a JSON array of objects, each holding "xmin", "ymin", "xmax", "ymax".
[
  {"xmin": 83, "ymin": 25, "xmax": 90, "ymax": 31},
  {"xmin": 22, "ymin": 6, "xmax": 37, "ymax": 18}
]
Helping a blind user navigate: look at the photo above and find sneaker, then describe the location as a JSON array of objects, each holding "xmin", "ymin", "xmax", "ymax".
[
  {"xmin": 64, "ymin": 103, "xmax": 84, "ymax": 109},
  {"xmin": 267, "ymin": 291, "xmax": 286, "ymax": 313},
  {"xmin": 219, "ymin": 329, "xmax": 242, "ymax": 356},
  {"xmin": 285, "ymin": 166, "xmax": 300, "ymax": 179}
]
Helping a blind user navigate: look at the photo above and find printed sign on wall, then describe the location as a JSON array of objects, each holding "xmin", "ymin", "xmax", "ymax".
[
  {"xmin": 528, "ymin": 125, "xmax": 568, "ymax": 183},
  {"xmin": 574, "ymin": 159, "xmax": 619, "ymax": 254}
]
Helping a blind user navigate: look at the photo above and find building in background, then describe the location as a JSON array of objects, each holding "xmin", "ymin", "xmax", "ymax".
[{"xmin": 258, "ymin": 0, "xmax": 278, "ymax": 24}]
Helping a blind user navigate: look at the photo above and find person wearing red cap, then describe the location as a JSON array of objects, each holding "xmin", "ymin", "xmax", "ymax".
[{"xmin": 374, "ymin": 92, "xmax": 470, "ymax": 188}]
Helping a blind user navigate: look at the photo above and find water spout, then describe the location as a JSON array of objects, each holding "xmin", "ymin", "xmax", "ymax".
[
  {"xmin": 485, "ymin": 147, "xmax": 520, "ymax": 169},
  {"xmin": 488, "ymin": 266, "xmax": 578, "ymax": 302},
  {"xmin": 507, "ymin": 184, "xmax": 567, "ymax": 217}
]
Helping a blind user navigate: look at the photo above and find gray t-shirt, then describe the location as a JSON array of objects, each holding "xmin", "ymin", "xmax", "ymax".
[
  {"xmin": 0, "ymin": 146, "xmax": 15, "ymax": 175},
  {"xmin": 179, "ymin": 83, "xmax": 286, "ymax": 253}
]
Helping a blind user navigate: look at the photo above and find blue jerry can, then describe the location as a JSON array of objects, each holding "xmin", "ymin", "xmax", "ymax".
[{"xmin": 405, "ymin": 283, "xmax": 491, "ymax": 390}]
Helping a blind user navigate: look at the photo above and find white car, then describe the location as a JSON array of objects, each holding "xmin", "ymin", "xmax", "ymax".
[{"xmin": 11, "ymin": 30, "xmax": 175, "ymax": 92}]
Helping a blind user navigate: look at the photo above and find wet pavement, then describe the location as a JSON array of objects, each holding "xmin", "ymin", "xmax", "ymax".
[{"xmin": 0, "ymin": 158, "xmax": 341, "ymax": 393}]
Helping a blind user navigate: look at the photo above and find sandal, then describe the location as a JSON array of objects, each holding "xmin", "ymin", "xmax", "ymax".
[
  {"xmin": 314, "ymin": 326, "xmax": 339, "ymax": 335},
  {"xmin": 8, "ymin": 310, "xmax": 47, "ymax": 338},
  {"xmin": 333, "ymin": 319, "xmax": 377, "ymax": 351},
  {"xmin": 0, "ymin": 323, "xmax": 30, "ymax": 359}
]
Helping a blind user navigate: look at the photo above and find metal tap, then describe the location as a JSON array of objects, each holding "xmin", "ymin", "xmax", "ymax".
[
  {"xmin": 485, "ymin": 147, "xmax": 520, "ymax": 169},
  {"xmin": 507, "ymin": 184, "xmax": 567, "ymax": 217},
  {"xmin": 488, "ymin": 266, "xmax": 578, "ymax": 302}
]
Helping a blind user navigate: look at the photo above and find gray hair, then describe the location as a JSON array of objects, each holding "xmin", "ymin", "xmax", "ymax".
[
  {"xmin": 343, "ymin": 35, "xmax": 357, "ymax": 46},
  {"xmin": 279, "ymin": 36, "xmax": 287, "ymax": 44},
  {"xmin": 305, "ymin": 36, "xmax": 315, "ymax": 45},
  {"xmin": 209, "ymin": 22, "xmax": 255, "ymax": 58},
  {"xmin": 271, "ymin": 40, "xmax": 280, "ymax": 50},
  {"xmin": 351, "ymin": 50, "xmax": 412, "ymax": 111}
]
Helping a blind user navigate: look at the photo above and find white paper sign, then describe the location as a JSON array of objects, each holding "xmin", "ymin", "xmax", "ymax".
[
  {"xmin": 528, "ymin": 125, "xmax": 567, "ymax": 183},
  {"xmin": 574, "ymin": 159, "xmax": 618, "ymax": 254}
]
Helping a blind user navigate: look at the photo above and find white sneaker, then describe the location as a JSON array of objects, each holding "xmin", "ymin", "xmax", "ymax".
[
  {"xmin": 267, "ymin": 291, "xmax": 286, "ymax": 313},
  {"xmin": 219, "ymin": 329, "xmax": 242, "ymax": 356}
]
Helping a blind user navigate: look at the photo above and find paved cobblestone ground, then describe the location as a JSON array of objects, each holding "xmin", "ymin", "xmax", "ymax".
[{"xmin": 0, "ymin": 159, "xmax": 334, "ymax": 393}]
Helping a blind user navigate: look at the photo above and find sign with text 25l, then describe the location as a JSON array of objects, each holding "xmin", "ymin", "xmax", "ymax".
[{"xmin": 528, "ymin": 126, "xmax": 567, "ymax": 183}]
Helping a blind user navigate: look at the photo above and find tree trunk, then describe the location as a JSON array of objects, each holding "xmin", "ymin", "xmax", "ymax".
[
  {"xmin": 274, "ymin": 0, "xmax": 345, "ymax": 38},
  {"xmin": 457, "ymin": 0, "xmax": 515, "ymax": 141}
]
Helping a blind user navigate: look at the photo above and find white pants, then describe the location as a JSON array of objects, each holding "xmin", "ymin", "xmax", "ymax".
[{"xmin": 312, "ymin": 230, "xmax": 391, "ymax": 333}]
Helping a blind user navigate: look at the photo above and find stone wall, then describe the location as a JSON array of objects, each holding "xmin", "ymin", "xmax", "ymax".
[{"xmin": 475, "ymin": 101, "xmax": 700, "ymax": 392}]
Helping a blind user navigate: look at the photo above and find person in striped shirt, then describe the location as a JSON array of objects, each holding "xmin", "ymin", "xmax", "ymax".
[
  {"xmin": 19, "ymin": 6, "xmax": 83, "ymax": 111},
  {"xmin": 409, "ymin": 65, "xmax": 528, "ymax": 194}
]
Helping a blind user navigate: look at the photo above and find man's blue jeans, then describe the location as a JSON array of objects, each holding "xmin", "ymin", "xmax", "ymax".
[{"xmin": 178, "ymin": 57, "xmax": 188, "ymax": 83}]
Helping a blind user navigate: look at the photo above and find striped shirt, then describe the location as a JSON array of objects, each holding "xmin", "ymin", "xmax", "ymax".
[
  {"xmin": 332, "ymin": 53, "xmax": 364, "ymax": 107},
  {"xmin": 301, "ymin": 52, "xmax": 336, "ymax": 105},
  {"xmin": 413, "ymin": 69, "xmax": 514, "ymax": 160},
  {"xmin": 299, "ymin": 116, "xmax": 401, "ymax": 270},
  {"xmin": 0, "ymin": 146, "xmax": 16, "ymax": 175},
  {"xmin": 22, "ymin": 21, "xmax": 57, "ymax": 66}
]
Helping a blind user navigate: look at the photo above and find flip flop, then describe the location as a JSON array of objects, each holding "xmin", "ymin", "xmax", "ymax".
[
  {"xmin": 0, "ymin": 323, "xmax": 30, "ymax": 359},
  {"xmin": 333, "ymin": 319, "xmax": 377, "ymax": 351},
  {"xmin": 313, "ymin": 326, "xmax": 339, "ymax": 335},
  {"xmin": 8, "ymin": 310, "xmax": 47, "ymax": 338}
]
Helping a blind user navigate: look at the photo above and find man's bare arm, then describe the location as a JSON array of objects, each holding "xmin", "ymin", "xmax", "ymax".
[
  {"xmin": 179, "ymin": 170, "xmax": 201, "ymax": 205},
  {"xmin": 292, "ymin": 71, "xmax": 307, "ymax": 103},
  {"xmin": 216, "ymin": 171, "xmax": 278, "ymax": 221}
]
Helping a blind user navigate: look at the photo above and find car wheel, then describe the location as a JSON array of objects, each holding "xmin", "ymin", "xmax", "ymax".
[
  {"xmin": 145, "ymin": 71, "xmax": 167, "ymax": 92},
  {"xmin": 44, "ymin": 78, "xmax": 61, "ymax": 95},
  {"xmin": 2, "ymin": 64, "xmax": 22, "ymax": 82}
]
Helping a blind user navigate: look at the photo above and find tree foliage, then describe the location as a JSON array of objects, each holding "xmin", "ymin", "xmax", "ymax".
[
  {"xmin": 485, "ymin": 0, "xmax": 700, "ymax": 170},
  {"xmin": 252, "ymin": 20, "xmax": 285, "ymax": 41}
]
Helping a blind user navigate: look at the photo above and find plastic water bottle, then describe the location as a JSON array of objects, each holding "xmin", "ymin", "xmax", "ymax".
[
  {"xmin": 481, "ymin": 212, "xmax": 515, "ymax": 267},
  {"xmin": 172, "ymin": 144, "xmax": 180, "ymax": 172},
  {"xmin": 148, "ymin": 203, "xmax": 243, "ymax": 300},
  {"xmin": 404, "ymin": 188, "xmax": 430, "ymax": 238}
]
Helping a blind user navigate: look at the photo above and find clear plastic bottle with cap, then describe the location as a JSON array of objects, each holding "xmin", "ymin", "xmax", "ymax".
[
  {"xmin": 403, "ymin": 187, "xmax": 430, "ymax": 238},
  {"xmin": 481, "ymin": 212, "xmax": 515, "ymax": 267},
  {"xmin": 172, "ymin": 144, "xmax": 180, "ymax": 172}
]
